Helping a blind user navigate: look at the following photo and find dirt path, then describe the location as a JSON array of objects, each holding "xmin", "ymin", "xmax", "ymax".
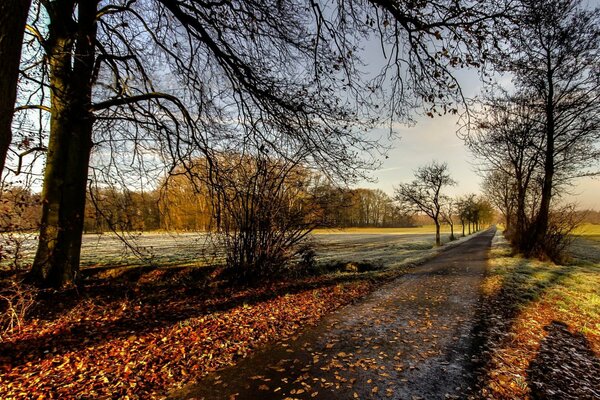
[{"xmin": 169, "ymin": 228, "xmax": 496, "ymax": 400}]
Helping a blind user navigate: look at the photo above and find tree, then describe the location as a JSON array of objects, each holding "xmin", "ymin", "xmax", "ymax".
[
  {"xmin": 464, "ymin": 92, "xmax": 544, "ymax": 245},
  {"xmin": 481, "ymin": 168, "xmax": 517, "ymax": 232},
  {"xmin": 440, "ymin": 197, "xmax": 457, "ymax": 241},
  {"xmin": 456, "ymin": 194, "xmax": 494, "ymax": 235},
  {"xmin": 493, "ymin": 0, "xmax": 600, "ymax": 257},
  {"xmin": 457, "ymin": 194, "xmax": 475, "ymax": 235},
  {"xmin": 395, "ymin": 161, "xmax": 456, "ymax": 246},
  {"xmin": 10, "ymin": 0, "xmax": 510, "ymax": 287},
  {"xmin": 0, "ymin": 0, "xmax": 32, "ymax": 179}
]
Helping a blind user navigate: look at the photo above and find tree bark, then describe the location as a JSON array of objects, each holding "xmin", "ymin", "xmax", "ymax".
[
  {"xmin": 0, "ymin": 0, "xmax": 32, "ymax": 179},
  {"xmin": 29, "ymin": 0, "xmax": 98, "ymax": 288},
  {"xmin": 434, "ymin": 220, "xmax": 441, "ymax": 246},
  {"xmin": 530, "ymin": 67, "xmax": 555, "ymax": 256}
]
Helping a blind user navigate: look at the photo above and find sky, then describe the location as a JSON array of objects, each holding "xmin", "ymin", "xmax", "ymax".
[
  {"xmin": 354, "ymin": 62, "xmax": 600, "ymax": 210},
  {"xmin": 357, "ymin": 114, "xmax": 600, "ymax": 209}
]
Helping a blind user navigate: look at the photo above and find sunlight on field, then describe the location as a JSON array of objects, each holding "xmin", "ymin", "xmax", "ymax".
[
  {"xmin": 479, "ymin": 230, "xmax": 600, "ymax": 399},
  {"xmin": 573, "ymin": 223, "xmax": 600, "ymax": 237},
  {"xmin": 488, "ymin": 230, "xmax": 600, "ymax": 337}
]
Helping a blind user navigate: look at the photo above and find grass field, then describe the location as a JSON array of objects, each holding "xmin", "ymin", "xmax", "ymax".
[
  {"xmin": 476, "ymin": 229, "xmax": 600, "ymax": 399},
  {"xmin": 2, "ymin": 225, "xmax": 464, "ymax": 271},
  {"xmin": 573, "ymin": 222, "xmax": 600, "ymax": 236}
]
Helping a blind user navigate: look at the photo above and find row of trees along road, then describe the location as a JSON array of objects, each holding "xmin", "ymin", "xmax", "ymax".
[
  {"xmin": 394, "ymin": 161, "xmax": 494, "ymax": 246},
  {"xmin": 0, "ymin": 0, "xmax": 512, "ymax": 287},
  {"xmin": 464, "ymin": 0, "xmax": 600, "ymax": 261}
]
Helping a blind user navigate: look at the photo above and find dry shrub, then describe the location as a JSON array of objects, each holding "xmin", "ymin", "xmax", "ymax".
[
  {"xmin": 537, "ymin": 204, "xmax": 582, "ymax": 263},
  {"xmin": 0, "ymin": 280, "xmax": 36, "ymax": 338},
  {"xmin": 209, "ymin": 154, "xmax": 322, "ymax": 280},
  {"xmin": 0, "ymin": 185, "xmax": 40, "ymax": 272}
]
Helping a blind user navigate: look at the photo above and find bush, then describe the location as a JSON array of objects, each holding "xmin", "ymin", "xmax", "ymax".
[
  {"xmin": 207, "ymin": 153, "xmax": 323, "ymax": 281},
  {"xmin": 0, "ymin": 280, "xmax": 36, "ymax": 338},
  {"xmin": 520, "ymin": 204, "xmax": 581, "ymax": 263}
]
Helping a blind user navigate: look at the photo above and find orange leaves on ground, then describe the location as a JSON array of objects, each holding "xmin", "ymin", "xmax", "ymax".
[{"xmin": 0, "ymin": 277, "xmax": 372, "ymax": 399}]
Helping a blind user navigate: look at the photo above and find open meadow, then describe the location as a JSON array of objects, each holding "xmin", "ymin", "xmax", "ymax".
[{"xmin": 2, "ymin": 226, "xmax": 459, "ymax": 272}]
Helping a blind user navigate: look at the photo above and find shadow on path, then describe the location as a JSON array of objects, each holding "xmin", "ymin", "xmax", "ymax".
[{"xmin": 528, "ymin": 321, "xmax": 600, "ymax": 400}]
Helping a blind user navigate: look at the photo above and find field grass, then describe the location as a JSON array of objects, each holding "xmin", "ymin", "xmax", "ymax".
[
  {"xmin": 1, "ymin": 225, "xmax": 466, "ymax": 272},
  {"xmin": 573, "ymin": 222, "xmax": 600, "ymax": 236},
  {"xmin": 476, "ymin": 230, "xmax": 600, "ymax": 399}
]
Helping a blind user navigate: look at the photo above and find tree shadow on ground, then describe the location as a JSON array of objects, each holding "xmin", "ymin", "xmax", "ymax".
[
  {"xmin": 468, "ymin": 240, "xmax": 576, "ymax": 395},
  {"xmin": 527, "ymin": 320, "xmax": 600, "ymax": 400},
  {"xmin": 1, "ymin": 264, "xmax": 386, "ymax": 369}
]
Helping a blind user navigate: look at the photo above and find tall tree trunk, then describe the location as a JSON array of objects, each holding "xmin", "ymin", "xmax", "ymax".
[
  {"xmin": 29, "ymin": 0, "xmax": 97, "ymax": 288},
  {"xmin": 434, "ymin": 220, "xmax": 441, "ymax": 246},
  {"xmin": 0, "ymin": 0, "xmax": 31, "ymax": 179},
  {"xmin": 514, "ymin": 172, "xmax": 529, "ymax": 251},
  {"xmin": 530, "ymin": 70, "xmax": 555, "ymax": 256}
]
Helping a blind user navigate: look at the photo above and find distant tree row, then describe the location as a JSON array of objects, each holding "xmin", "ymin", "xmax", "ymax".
[
  {"xmin": 313, "ymin": 187, "xmax": 414, "ymax": 228},
  {"xmin": 83, "ymin": 184, "xmax": 416, "ymax": 233},
  {"xmin": 395, "ymin": 161, "xmax": 494, "ymax": 245}
]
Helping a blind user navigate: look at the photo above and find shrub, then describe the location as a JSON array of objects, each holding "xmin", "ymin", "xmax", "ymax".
[{"xmin": 0, "ymin": 280, "xmax": 36, "ymax": 338}]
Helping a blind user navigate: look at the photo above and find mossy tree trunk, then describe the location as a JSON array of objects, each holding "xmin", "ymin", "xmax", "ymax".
[
  {"xmin": 0, "ymin": 0, "xmax": 31, "ymax": 178},
  {"xmin": 29, "ymin": 0, "xmax": 98, "ymax": 288}
]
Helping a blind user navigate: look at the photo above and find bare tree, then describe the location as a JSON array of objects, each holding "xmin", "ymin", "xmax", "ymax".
[
  {"xmin": 440, "ymin": 196, "xmax": 457, "ymax": 241},
  {"xmin": 0, "ymin": 0, "xmax": 31, "ymax": 179},
  {"xmin": 495, "ymin": 0, "xmax": 600, "ymax": 257},
  {"xmin": 464, "ymin": 92, "xmax": 544, "ymax": 246},
  {"xmin": 395, "ymin": 161, "xmax": 456, "ymax": 246},
  {"xmin": 481, "ymin": 169, "xmax": 517, "ymax": 233},
  {"xmin": 5, "ymin": 0, "xmax": 512, "ymax": 287}
]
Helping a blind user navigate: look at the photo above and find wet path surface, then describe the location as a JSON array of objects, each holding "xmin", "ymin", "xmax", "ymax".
[{"xmin": 169, "ymin": 228, "xmax": 496, "ymax": 400}]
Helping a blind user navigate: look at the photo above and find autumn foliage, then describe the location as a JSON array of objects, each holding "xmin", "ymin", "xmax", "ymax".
[{"xmin": 0, "ymin": 269, "xmax": 373, "ymax": 398}]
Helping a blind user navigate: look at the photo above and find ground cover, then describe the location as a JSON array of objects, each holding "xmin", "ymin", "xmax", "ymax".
[
  {"xmin": 0, "ymin": 230, "xmax": 477, "ymax": 399},
  {"xmin": 473, "ymin": 229, "xmax": 600, "ymax": 399}
]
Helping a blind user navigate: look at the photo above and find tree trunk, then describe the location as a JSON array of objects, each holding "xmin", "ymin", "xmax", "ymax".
[
  {"xmin": 434, "ymin": 220, "xmax": 441, "ymax": 246},
  {"xmin": 530, "ymin": 69, "xmax": 555, "ymax": 256},
  {"xmin": 449, "ymin": 223, "xmax": 454, "ymax": 241},
  {"xmin": 0, "ymin": 0, "xmax": 31, "ymax": 178},
  {"xmin": 514, "ymin": 173, "xmax": 529, "ymax": 251},
  {"xmin": 29, "ymin": 1, "xmax": 97, "ymax": 288}
]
